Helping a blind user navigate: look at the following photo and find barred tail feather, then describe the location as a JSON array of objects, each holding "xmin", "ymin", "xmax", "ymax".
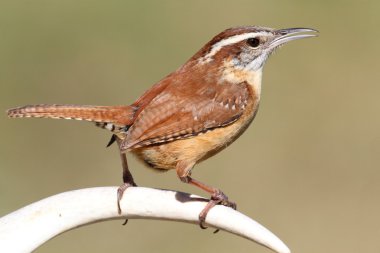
[{"xmin": 6, "ymin": 104, "xmax": 135, "ymax": 127}]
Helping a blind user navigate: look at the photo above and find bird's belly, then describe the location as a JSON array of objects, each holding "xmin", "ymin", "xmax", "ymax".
[{"xmin": 132, "ymin": 98, "xmax": 258, "ymax": 171}]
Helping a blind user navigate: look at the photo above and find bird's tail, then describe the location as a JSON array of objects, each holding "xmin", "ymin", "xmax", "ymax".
[{"xmin": 7, "ymin": 104, "xmax": 135, "ymax": 131}]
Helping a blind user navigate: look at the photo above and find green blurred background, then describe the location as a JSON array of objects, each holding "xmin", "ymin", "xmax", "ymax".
[{"xmin": 1, "ymin": 1, "xmax": 379, "ymax": 252}]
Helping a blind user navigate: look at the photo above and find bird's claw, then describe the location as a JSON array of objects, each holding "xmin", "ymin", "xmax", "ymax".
[{"xmin": 198, "ymin": 189, "xmax": 236, "ymax": 233}]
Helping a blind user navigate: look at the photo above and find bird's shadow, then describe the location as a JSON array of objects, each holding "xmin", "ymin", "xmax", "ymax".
[{"xmin": 157, "ymin": 188, "xmax": 209, "ymax": 203}]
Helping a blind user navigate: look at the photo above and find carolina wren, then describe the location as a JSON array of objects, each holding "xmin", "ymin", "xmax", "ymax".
[{"xmin": 7, "ymin": 26, "xmax": 317, "ymax": 227}]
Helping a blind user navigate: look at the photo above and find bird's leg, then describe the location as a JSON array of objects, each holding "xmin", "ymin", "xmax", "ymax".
[
  {"xmin": 115, "ymin": 137, "xmax": 137, "ymax": 216},
  {"xmin": 176, "ymin": 161, "xmax": 236, "ymax": 231}
]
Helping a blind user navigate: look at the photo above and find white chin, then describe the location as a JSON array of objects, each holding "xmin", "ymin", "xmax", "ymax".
[{"xmin": 246, "ymin": 54, "xmax": 268, "ymax": 71}]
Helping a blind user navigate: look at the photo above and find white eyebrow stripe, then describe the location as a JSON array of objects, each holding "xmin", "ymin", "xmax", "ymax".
[{"xmin": 200, "ymin": 32, "xmax": 270, "ymax": 63}]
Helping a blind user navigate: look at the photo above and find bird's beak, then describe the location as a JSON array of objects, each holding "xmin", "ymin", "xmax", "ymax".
[{"xmin": 269, "ymin": 28, "xmax": 318, "ymax": 48}]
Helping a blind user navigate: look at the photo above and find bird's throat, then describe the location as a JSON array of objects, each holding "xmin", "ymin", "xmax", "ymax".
[{"xmin": 219, "ymin": 61, "xmax": 263, "ymax": 99}]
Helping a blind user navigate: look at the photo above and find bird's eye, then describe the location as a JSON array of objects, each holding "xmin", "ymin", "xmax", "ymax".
[{"xmin": 247, "ymin": 38, "xmax": 260, "ymax": 48}]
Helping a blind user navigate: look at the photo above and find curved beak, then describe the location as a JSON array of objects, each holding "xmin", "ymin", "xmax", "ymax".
[{"xmin": 270, "ymin": 28, "xmax": 318, "ymax": 48}]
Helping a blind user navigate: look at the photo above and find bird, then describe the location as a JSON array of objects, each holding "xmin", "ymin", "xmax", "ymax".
[{"xmin": 7, "ymin": 26, "xmax": 317, "ymax": 227}]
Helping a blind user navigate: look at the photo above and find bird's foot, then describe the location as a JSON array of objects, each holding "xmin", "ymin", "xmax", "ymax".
[
  {"xmin": 199, "ymin": 189, "xmax": 237, "ymax": 233},
  {"xmin": 117, "ymin": 182, "xmax": 137, "ymax": 225}
]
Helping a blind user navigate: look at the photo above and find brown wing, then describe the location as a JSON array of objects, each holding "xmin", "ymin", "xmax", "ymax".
[{"xmin": 124, "ymin": 81, "xmax": 250, "ymax": 149}]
